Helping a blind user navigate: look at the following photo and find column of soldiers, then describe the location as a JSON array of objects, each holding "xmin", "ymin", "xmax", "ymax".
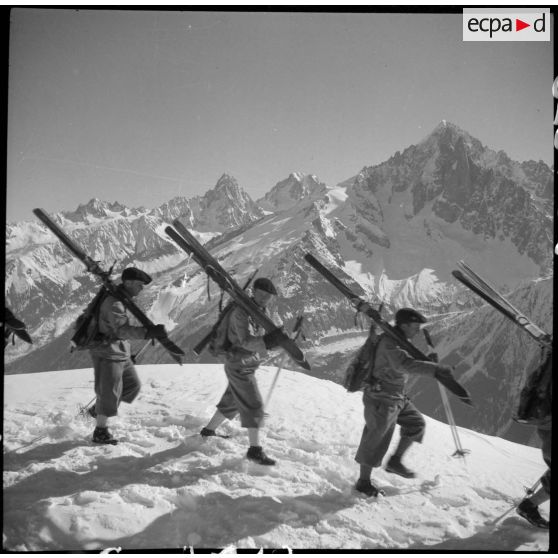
[{"xmin": 4, "ymin": 269, "xmax": 551, "ymax": 531}]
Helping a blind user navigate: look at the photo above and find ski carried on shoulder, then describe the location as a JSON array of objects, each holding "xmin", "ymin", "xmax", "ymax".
[
  {"xmin": 165, "ymin": 221, "xmax": 310, "ymax": 370},
  {"xmin": 452, "ymin": 261, "xmax": 551, "ymax": 348},
  {"xmin": 193, "ymin": 269, "xmax": 259, "ymax": 356},
  {"xmin": 32, "ymin": 208, "xmax": 185, "ymax": 364},
  {"xmin": 304, "ymin": 253, "xmax": 472, "ymax": 405}
]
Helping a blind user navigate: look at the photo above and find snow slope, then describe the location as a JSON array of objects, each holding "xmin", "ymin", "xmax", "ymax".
[{"xmin": 3, "ymin": 365, "xmax": 550, "ymax": 552}]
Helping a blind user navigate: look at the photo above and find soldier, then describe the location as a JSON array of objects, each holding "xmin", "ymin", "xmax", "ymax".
[
  {"xmin": 88, "ymin": 267, "xmax": 166, "ymax": 445},
  {"xmin": 200, "ymin": 277, "xmax": 283, "ymax": 465},
  {"xmin": 354, "ymin": 307, "xmax": 459, "ymax": 497}
]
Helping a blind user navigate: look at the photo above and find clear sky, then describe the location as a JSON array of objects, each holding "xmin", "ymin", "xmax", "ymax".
[{"xmin": 6, "ymin": 8, "xmax": 554, "ymax": 222}]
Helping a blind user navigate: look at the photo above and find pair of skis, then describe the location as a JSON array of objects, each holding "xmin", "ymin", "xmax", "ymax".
[
  {"xmin": 165, "ymin": 221, "xmax": 311, "ymax": 370},
  {"xmin": 33, "ymin": 209, "xmax": 185, "ymax": 365},
  {"xmin": 304, "ymin": 253, "xmax": 473, "ymax": 406},
  {"xmin": 452, "ymin": 261, "xmax": 551, "ymax": 348},
  {"xmin": 192, "ymin": 270, "xmax": 258, "ymax": 356}
]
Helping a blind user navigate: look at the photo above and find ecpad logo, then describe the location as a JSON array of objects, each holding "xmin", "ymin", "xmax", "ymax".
[
  {"xmin": 468, "ymin": 16, "xmax": 544, "ymax": 38},
  {"xmin": 463, "ymin": 9, "xmax": 550, "ymax": 41}
]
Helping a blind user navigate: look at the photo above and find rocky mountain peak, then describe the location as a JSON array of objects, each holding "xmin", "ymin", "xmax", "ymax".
[
  {"xmin": 153, "ymin": 196, "xmax": 192, "ymax": 223},
  {"xmin": 203, "ymin": 173, "xmax": 243, "ymax": 203},
  {"xmin": 418, "ymin": 120, "xmax": 484, "ymax": 158},
  {"xmin": 257, "ymin": 172, "xmax": 327, "ymax": 212},
  {"xmin": 347, "ymin": 121, "xmax": 552, "ymax": 277},
  {"xmin": 214, "ymin": 172, "xmax": 240, "ymax": 191},
  {"xmin": 187, "ymin": 174, "xmax": 264, "ymax": 232},
  {"xmin": 61, "ymin": 198, "xmax": 135, "ymax": 224}
]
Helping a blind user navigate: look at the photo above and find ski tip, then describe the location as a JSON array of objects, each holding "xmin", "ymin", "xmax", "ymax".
[
  {"xmin": 32, "ymin": 208, "xmax": 47, "ymax": 221},
  {"xmin": 461, "ymin": 397, "xmax": 474, "ymax": 407},
  {"xmin": 300, "ymin": 359, "xmax": 311, "ymax": 371},
  {"xmin": 16, "ymin": 330, "xmax": 33, "ymax": 344}
]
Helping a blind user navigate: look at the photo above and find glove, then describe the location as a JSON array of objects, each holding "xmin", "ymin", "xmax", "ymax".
[
  {"xmin": 427, "ymin": 352, "xmax": 439, "ymax": 363},
  {"xmin": 263, "ymin": 328, "xmax": 283, "ymax": 350},
  {"xmin": 435, "ymin": 366, "xmax": 473, "ymax": 406},
  {"xmin": 145, "ymin": 324, "xmax": 167, "ymax": 339}
]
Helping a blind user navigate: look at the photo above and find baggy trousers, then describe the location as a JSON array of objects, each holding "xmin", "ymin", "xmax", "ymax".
[
  {"xmin": 92, "ymin": 355, "xmax": 141, "ymax": 417},
  {"xmin": 355, "ymin": 391, "xmax": 426, "ymax": 468},
  {"xmin": 216, "ymin": 361, "xmax": 264, "ymax": 428}
]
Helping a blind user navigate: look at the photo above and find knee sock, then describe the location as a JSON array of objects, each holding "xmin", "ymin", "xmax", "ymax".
[
  {"xmin": 393, "ymin": 437, "xmax": 413, "ymax": 459},
  {"xmin": 359, "ymin": 464, "xmax": 373, "ymax": 482}
]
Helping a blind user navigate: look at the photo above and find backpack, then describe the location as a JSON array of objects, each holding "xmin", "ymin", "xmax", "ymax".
[
  {"xmin": 513, "ymin": 349, "xmax": 552, "ymax": 426},
  {"xmin": 207, "ymin": 305, "xmax": 234, "ymax": 358},
  {"xmin": 343, "ymin": 330, "xmax": 382, "ymax": 392},
  {"xmin": 71, "ymin": 288, "xmax": 109, "ymax": 351}
]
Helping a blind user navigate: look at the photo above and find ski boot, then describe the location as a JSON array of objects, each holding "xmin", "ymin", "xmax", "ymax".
[
  {"xmin": 246, "ymin": 446, "xmax": 276, "ymax": 466},
  {"xmin": 386, "ymin": 456, "xmax": 416, "ymax": 478},
  {"xmin": 516, "ymin": 499, "xmax": 549, "ymax": 529},
  {"xmin": 200, "ymin": 427, "xmax": 230, "ymax": 439},
  {"xmin": 355, "ymin": 479, "xmax": 385, "ymax": 497},
  {"xmin": 92, "ymin": 427, "xmax": 118, "ymax": 445}
]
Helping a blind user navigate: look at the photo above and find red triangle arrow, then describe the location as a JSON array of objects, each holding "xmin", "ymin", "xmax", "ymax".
[{"xmin": 516, "ymin": 19, "xmax": 530, "ymax": 31}]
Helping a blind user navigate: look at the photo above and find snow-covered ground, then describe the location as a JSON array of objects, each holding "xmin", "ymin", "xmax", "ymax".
[{"xmin": 3, "ymin": 364, "xmax": 550, "ymax": 551}]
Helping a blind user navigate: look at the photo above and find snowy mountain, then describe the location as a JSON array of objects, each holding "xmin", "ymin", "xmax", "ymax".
[
  {"xmin": 5, "ymin": 122, "xmax": 552, "ymax": 447},
  {"xmin": 341, "ymin": 121, "xmax": 552, "ymax": 282},
  {"xmin": 257, "ymin": 172, "xmax": 328, "ymax": 213},
  {"xmin": 180, "ymin": 173, "xmax": 265, "ymax": 232},
  {"xmin": 2, "ymin": 364, "xmax": 550, "ymax": 551}
]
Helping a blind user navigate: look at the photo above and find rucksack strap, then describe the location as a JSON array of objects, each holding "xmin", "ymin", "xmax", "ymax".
[{"xmin": 364, "ymin": 332, "xmax": 384, "ymax": 384}]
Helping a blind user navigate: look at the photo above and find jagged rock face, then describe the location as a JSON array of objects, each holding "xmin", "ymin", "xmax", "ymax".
[
  {"xmin": 257, "ymin": 173, "xmax": 327, "ymax": 212},
  {"xmin": 348, "ymin": 122, "xmax": 553, "ymax": 276},
  {"xmin": 188, "ymin": 174, "xmax": 265, "ymax": 231},
  {"xmin": 152, "ymin": 197, "xmax": 194, "ymax": 225},
  {"xmin": 62, "ymin": 199, "xmax": 144, "ymax": 223},
  {"xmin": 145, "ymin": 177, "xmax": 265, "ymax": 231}
]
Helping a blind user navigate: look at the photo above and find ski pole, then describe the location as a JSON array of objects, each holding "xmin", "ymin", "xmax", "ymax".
[
  {"xmin": 438, "ymin": 384, "xmax": 469, "ymax": 458},
  {"xmin": 78, "ymin": 396, "xmax": 97, "ymax": 416},
  {"xmin": 423, "ymin": 328, "xmax": 470, "ymax": 458},
  {"xmin": 264, "ymin": 316, "xmax": 305, "ymax": 410}
]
